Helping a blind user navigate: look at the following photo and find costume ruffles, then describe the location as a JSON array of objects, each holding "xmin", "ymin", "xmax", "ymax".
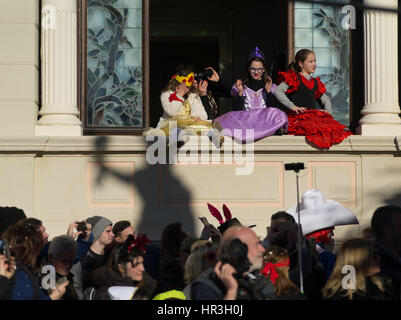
[
  {"xmin": 277, "ymin": 70, "xmax": 326, "ymax": 99},
  {"xmin": 286, "ymin": 109, "xmax": 352, "ymax": 149}
]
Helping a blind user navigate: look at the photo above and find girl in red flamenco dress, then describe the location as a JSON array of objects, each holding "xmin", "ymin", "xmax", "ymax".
[{"xmin": 273, "ymin": 49, "xmax": 352, "ymax": 149}]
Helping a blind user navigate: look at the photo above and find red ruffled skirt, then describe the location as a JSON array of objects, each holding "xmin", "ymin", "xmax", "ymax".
[{"xmin": 286, "ymin": 109, "xmax": 352, "ymax": 149}]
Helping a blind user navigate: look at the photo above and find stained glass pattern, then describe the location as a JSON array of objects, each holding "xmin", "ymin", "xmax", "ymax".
[
  {"xmin": 295, "ymin": 0, "xmax": 350, "ymax": 126},
  {"xmin": 87, "ymin": 0, "xmax": 143, "ymax": 127}
]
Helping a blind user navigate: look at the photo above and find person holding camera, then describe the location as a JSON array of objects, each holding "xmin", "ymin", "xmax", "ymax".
[
  {"xmin": 189, "ymin": 226, "xmax": 274, "ymax": 300},
  {"xmin": 192, "ymin": 66, "xmax": 231, "ymax": 120},
  {"xmin": 213, "ymin": 47, "xmax": 288, "ymax": 143},
  {"xmin": 67, "ymin": 219, "xmax": 94, "ymax": 264},
  {"xmin": 143, "ymin": 65, "xmax": 215, "ymax": 140},
  {"xmin": 0, "ymin": 253, "xmax": 16, "ymax": 300}
]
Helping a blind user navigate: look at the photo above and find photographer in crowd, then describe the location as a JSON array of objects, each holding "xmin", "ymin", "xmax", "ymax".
[{"xmin": 189, "ymin": 226, "xmax": 274, "ymax": 300}]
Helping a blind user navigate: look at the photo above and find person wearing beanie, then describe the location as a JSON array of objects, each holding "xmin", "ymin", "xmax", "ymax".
[{"xmin": 80, "ymin": 216, "xmax": 114, "ymax": 290}]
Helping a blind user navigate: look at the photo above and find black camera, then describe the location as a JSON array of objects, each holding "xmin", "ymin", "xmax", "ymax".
[
  {"xmin": 284, "ymin": 162, "xmax": 305, "ymax": 172},
  {"xmin": 76, "ymin": 221, "xmax": 87, "ymax": 233},
  {"xmin": 194, "ymin": 68, "xmax": 213, "ymax": 81},
  {"xmin": 219, "ymin": 239, "xmax": 251, "ymax": 276}
]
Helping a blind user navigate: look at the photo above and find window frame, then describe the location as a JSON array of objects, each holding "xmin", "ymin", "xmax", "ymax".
[
  {"xmin": 287, "ymin": 0, "xmax": 354, "ymax": 130},
  {"xmin": 77, "ymin": 0, "xmax": 150, "ymax": 135}
]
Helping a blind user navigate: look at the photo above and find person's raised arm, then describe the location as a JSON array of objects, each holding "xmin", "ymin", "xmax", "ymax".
[{"xmin": 214, "ymin": 261, "xmax": 238, "ymax": 300}]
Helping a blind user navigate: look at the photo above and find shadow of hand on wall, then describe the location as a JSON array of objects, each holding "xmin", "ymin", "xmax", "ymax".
[{"xmin": 93, "ymin": 136, "xmax": 196, "ymax": 240}]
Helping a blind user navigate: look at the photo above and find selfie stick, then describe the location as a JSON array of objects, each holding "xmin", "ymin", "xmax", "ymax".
[
  {"xmin": 295, "ymin": 171, "xmax": 304, "ymax": 294},
  {"xmin": 285, "ymin": 163, "xmax": 305, "ymax": 294}
]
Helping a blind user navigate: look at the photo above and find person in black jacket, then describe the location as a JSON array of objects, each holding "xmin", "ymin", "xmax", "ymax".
[
  {"xmin": 190, "ymin": 226, "xmax": 274, "ymax": 300},
  {"xmin": 40, "ymin": 235, "xmax": 79, "ymax": 300},
  {"xmin": 322, "ymin": 238, "xmax": 396, "ymax": 300},
  {"xmin": 371, "ymin": 205, "xmax": 401, "ymax": 299}
]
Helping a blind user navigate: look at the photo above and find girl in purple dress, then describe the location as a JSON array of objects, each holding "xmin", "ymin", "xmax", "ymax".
[{"xmin": 213, "ymin": 47, "xmax": 288, "ymax": 142}]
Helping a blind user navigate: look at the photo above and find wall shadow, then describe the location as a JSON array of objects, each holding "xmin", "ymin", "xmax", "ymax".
[{"xmin": 93, "ymin": 136, "xmax": 196, "ymax": 240}]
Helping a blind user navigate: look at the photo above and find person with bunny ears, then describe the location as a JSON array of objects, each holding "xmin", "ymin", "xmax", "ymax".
[{"xmin": 206, "ymin": 203, "xmax": 256, "ymax": 236}]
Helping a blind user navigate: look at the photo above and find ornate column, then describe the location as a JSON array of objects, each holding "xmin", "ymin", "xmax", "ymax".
[
  {"xmin": 36, "ymin": 0, "xmax": 82, "ymax": 136},
  {"xmin": 357, "ymin": 0, "xmax": 401, "ymax": 135}
]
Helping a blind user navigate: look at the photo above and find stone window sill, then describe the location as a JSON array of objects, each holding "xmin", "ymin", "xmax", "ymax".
[{"xmin": 0, "ymin": 136, "xmax": 400, "ymax": 153}]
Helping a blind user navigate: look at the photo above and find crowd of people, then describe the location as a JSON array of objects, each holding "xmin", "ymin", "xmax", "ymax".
[
  {"xmin": 0, "ymin": 47, "xmax": 399, "ymax": 301},
  {"xmin": 1, "ymin": 193, "xmax": 400, "ymax": 301}
]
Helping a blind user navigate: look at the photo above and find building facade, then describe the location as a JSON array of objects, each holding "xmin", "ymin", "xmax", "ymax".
[{"xmin": 1, "ymin": 0, "xmax": 401, "ymax": 245}]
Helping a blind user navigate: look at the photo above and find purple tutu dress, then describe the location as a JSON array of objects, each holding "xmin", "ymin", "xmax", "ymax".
[{"xmin": 214, "ymin": 83, "xmax": 288, "ymax": 142}]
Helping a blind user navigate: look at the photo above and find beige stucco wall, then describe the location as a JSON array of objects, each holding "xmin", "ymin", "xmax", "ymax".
[
  {"xmin": 1, "ymin": 136, "xmax": 401, "ymax": 248},
  {"xmin": 0, "ymin": 0, "xmax": 39, "ymax": 136},
  {"xmin": 0, "ymin": 1, "xmax": 401, "ymax": 249}
]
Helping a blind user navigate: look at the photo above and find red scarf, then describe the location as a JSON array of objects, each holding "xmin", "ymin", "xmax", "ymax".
[{"xmin": 261, "ymin": 257, "xmax": 290, "ymax": 284}]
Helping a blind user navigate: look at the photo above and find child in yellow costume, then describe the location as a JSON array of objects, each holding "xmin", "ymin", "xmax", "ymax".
[{"xmin": 144, "ymin": 66, "xmax": 216, "ymax": 139}]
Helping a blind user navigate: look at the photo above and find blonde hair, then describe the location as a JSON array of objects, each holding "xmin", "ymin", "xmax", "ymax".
[
  {"xmin": 184, "ymin": 240, "xmax": 217, "ymax": 283},
  {"xmin": 322, "ymin": 238, "xmax": 384, "ymax": 300},
  {"xmin": 263, "ymin": 246, "xmax": 299, "ymax": 297}
]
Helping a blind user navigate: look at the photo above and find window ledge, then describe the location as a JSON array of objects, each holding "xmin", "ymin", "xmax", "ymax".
[{"xmin": 0, "ymin": 135, "xmax": 400, "ymax": 154}]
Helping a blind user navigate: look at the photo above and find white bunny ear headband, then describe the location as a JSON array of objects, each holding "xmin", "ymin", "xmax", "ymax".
[{"xmin": 206, "ymin": 203, "xmax": 255, "ymax": 234}]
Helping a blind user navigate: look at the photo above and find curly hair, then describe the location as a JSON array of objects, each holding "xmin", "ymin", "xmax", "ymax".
[{"xmin": 3, "ymin": 219, "xmax": 43, "ymax": 273}]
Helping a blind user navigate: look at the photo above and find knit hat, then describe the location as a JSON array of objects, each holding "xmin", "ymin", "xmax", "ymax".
[{"xmin": 86, "ymin": 216, "xmax": 113, "ymax": 242}]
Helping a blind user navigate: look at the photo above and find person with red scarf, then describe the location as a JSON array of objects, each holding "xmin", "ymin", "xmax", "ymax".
[
  {"xmin": 261, "ymin": 245, "xmax": 306, "ymax": 300},
  {"xmin": 274, "ymin": 49, "xmax": 352, "ymax": 149}
]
